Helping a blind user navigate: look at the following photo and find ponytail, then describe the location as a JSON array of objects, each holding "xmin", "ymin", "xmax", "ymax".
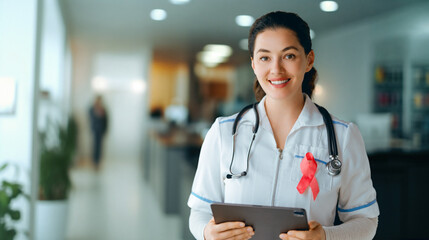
[{"xmin": 302, "ymin": 67, "xmax": 318, "ymax": 99}]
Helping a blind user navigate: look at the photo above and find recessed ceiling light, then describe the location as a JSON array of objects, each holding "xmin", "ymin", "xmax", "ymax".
[
  {"xmin": 196, "ymin": 44, "xmax": 233, "ymax": 67},
  {"xmin": 203, "ymin": 44, "xmax": 232, "ymax": 57},
  {"xmin": 197, "ymin": 51, "xmax": 227, "ymax": 64},
  {"xmin": 320, "ymin": 1, "xmax": 338, "ymax": 12},
  {"xmin": 239, "ymin": 38, "xmax": 248, "ymax": 51},
  {"xmin": 131, "ymin": 80, "xmax": 146, "ymax": 93},
  {"xmin": 150, "ymin": 9, "xmax": 167, "ymax": 21},
  {"xmin": 170, "ymin": 0, "xmax": 190, "ymax": 5},
  {"xmin": 235, "ymin": 15, "xmax": 254, "ymax": 27}
]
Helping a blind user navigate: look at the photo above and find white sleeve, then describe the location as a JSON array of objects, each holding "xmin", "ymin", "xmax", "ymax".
[
  {"xmin": 187, "ymin": 118, "xmax": 224, "ymax": 239},
  {"xmin": 337, "ymin": 123, "xmax": 379, "ymax": 221},
  {"xmin": 323, "ymin": 217, "xmax": 378, "ymax": 240},
  {"xmin": 189, "ymin": 209, "xmax": 212, "ymax": 240}
]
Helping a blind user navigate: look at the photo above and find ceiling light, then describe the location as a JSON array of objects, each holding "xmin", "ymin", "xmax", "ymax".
[
  {"xmin": 196, "ymin": 44, "xmax": 233, "ymax": 67},
  {"xmin": 170, "ymin": 0, "xmax": 190, "ymax": 5},
  {"xmin": 150, "ymin": 9, "xmax": 167, "ymax": 21},
  {"xmin": 203, "ymin": 44, "xmax": 232, "ymax": 57},
  {"xmin": 320, "ymin": 1, "xmax": 338, "ymax": 12},
  {"xmin": 131, "ymin": 80, "xmax": 146, "ymax": 93},
  {"xmin": 235, "ymin": 15, "xmax": 254, "ymax": 27},
  {"xmin": 197, "ymin": 51, "xmax": 227, "ymax": 64},
  {"xmin": 239, "ymin": 39, "xmax": 248, "ymax": 51},
  {"xmin": 310, "ymin": 29, "xmax": 315, "ymax": 40}
]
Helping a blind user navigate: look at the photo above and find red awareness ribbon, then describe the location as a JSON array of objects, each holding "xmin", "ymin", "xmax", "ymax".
[{"xmin": 296, "ymin": 152, "xmax": 319, "ymax": 200}]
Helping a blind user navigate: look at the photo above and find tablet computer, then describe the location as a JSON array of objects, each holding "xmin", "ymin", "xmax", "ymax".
[{"xmin": 211, "ymin": 203, "xmax": 309, "ymax": 240}]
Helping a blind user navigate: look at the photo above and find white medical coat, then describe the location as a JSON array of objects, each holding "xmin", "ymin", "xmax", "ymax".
[{"xmin": 188, "ymin": 95, "xmax": 379, "ymax": 234}]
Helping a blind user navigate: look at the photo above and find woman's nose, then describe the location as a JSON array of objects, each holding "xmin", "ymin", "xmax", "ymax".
[{"xmin": 270, "ymin": 58, "xmax": 285, "ymax": 74}]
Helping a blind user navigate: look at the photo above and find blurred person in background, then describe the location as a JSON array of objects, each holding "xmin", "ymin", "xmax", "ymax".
[
  {"xmin": 89, "ymin": 95, "xmax": 108, "ymax": 170},
  {"xmin": 188, "ymin": 11, "xmax": 379, "ymax": 240}
]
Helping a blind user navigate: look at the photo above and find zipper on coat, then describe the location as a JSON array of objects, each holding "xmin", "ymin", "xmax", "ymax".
[{"xmin": 271, "ymin": 148, "xmax": 283, "ymax": 206}]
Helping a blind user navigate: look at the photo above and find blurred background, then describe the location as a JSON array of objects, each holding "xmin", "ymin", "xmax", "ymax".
[{"xmin": 0, "ymin": 0, "xmax": 429, "ymax": 239}]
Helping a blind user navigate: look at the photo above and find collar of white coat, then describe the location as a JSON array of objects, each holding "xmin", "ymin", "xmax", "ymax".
[{"xmin": 254, "ymin": 93, "xmax": 325, "ymax": 133}]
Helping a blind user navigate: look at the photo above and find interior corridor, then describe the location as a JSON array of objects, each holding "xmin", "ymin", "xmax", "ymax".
[{"xmin": 65, "ymin": 158, "xmax": 183, "ymax": 240}]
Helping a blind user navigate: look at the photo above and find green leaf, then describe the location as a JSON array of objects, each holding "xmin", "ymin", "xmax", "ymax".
[
  {"xmin": 0, "ymin": 222, "xmax": 17, "ymax": 240},
  {"xmin": 6, "ymin": 229, "xmax": 17, "ymax": 240},
  {"xmin": 10, "ymin": 183, "xmax": 22, "ymax": 199},
  {"xmin": 0, "ymin": 163, "xmax": 27, "ymax": 239},
  {"xmin": 0, "ymin": 163, "xmax": 7, "ymax": 172},
  {"xmin": 8, "ymin": 209, "xmax": 20, "ymax": 221},
  {"xmin": 38, "ymin": 118, "xmax": 75, "ymax": 200},
  {"xmin": 0, "ymin": 190, "xmax": 8, "ymax": 209}
]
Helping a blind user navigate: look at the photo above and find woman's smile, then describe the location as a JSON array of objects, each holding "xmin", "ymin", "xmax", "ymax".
[{"xmin": 269, "ymin": 78, "xmax": 291, "ymax": 87}]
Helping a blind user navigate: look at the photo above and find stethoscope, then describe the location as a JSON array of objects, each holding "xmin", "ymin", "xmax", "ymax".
[{"xmin": 226, "ymin": 102, "xmax": 342, "ymax": 179}]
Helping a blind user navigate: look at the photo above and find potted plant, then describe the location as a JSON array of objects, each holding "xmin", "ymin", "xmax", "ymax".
[
  {"xmin": 0, "ymin": 163, "xmax": 29, "ymax": 240},
  {"xmin": 35, "ymin": 116, "xmax": 77, "ymax": 240}
]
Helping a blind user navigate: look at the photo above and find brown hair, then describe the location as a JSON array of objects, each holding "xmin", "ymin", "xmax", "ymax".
[{"xmin": 249, "ymin": 11, "xmax": 318, "ymax": 101}]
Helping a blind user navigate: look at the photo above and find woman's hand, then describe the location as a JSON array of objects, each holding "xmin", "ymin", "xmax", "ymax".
[
  {"xmin": 279, "ymin": 221, "xmax": 326, "ymax": 240},
  {"xmin": 204, "ymin": 217, "xmax": 254, "ymax": 240}
]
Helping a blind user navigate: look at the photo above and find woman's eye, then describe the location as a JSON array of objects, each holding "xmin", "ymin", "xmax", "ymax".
[
  {"xmin": 285, "ymin": 54, "xmax": 295, "ymax": 60},
  {"xmin": 260, "ymin": 56, "xmax": 269, "ymax": 61}
]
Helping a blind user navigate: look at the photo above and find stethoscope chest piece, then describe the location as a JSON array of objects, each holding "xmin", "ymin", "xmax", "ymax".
[{"xmin": 326, "ymin": 156, "xmax": 342, "ymax": 176}]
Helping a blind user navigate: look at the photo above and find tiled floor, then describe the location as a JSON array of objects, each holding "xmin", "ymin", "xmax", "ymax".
[{"xmin": 65, "ymin": 158, "xmax": 183, "ymax": 240}]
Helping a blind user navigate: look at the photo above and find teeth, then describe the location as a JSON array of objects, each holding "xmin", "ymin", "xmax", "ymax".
[{"xmin": 271, "ymin": 79, "xmax": 290, "ymax": 85}]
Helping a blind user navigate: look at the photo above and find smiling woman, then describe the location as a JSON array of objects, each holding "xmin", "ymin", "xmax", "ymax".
[{"xmin": 187, "ymin": 11, "xmax": 379, "ymax": 240}]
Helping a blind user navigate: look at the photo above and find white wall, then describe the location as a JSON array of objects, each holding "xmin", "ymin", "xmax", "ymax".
[
  {"xmin": 0, "ymin": 0, "xmax": 38, "ymax": 239},
  {"xmin": 70, "ymin": 39, "xmax": 152, "ymax": 162},
  {"xmin": 38, "ymin": 0, "xmax": 68, "ymax": 130},
  {"xmin": 313, "ymin": 1, "xmax": 429, "ymax": 125},
  {"xmin": 0, "ymin": 1, "xmax": 69, "ymax": 239}
]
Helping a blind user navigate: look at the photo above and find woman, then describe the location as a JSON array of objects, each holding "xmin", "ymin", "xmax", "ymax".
[{"xmin": 188, "ymin": 11, "xmax": 379, "ymax": 240}]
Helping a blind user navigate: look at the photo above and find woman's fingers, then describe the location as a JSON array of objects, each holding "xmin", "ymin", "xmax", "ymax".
[
  {"xmin": 221, "ymin": 226, "xmax": 254, "ymax": 240},
  {"xmin": 279, "ymin": 221, "xmax": 325, "ymax": 240},
  {"xmin": 308, "ymin": 221, "xmax": 321, "ymax": 230},
  {"xmin": 279, "ymin": 233, "xmax": 288, "ymax": 239},
  {"xmin": 205, "ymin": 218, "xmax": 254, "ymax": 240},
  {"xmin": 215, "ymin": 222, "xmax": 254, "ymax": 239},
  {"xmin": 214, "ymin": 220, "xmax": 245, "ymax": 232},
  {"xmin": 280, "ymin": 231, "xmax": 304, "ymax": 239}
]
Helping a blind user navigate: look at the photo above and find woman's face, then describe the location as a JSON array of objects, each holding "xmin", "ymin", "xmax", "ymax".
[{"xmin": 251, "ymin": 27, "xmax": 314, "ymax": 102}]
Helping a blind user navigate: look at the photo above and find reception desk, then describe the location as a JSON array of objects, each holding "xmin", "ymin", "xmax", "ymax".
[
  {"xmin": 368, "ymin": 148, "xmax": 429, "ymax": 240},
  {"xmin": 144, "ymin": 127, "xmax": 201, "ymax": 239}
]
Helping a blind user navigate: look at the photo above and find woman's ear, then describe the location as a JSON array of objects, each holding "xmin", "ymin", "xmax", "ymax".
[
  {"xmin": 306, "ymin": 50, "xmax": 315, "ymax": 72},
  {"xmin": 251, "ymin": 57, "xmax": 255, "ymax": 71}
]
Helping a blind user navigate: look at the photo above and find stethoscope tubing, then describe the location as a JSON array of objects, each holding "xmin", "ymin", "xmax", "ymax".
[
  {"xmin": 227, "ymin": 103, "xmax": 258, "ymax": 179},
  {"xmin": 227, "ymin": 102, "xmax": 341, "ymax": 178}
]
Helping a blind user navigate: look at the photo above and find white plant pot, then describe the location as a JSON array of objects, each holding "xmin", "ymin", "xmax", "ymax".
[{"xmin": 35, "ymin": 200, "xmax": 69, "ymax": 240}]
